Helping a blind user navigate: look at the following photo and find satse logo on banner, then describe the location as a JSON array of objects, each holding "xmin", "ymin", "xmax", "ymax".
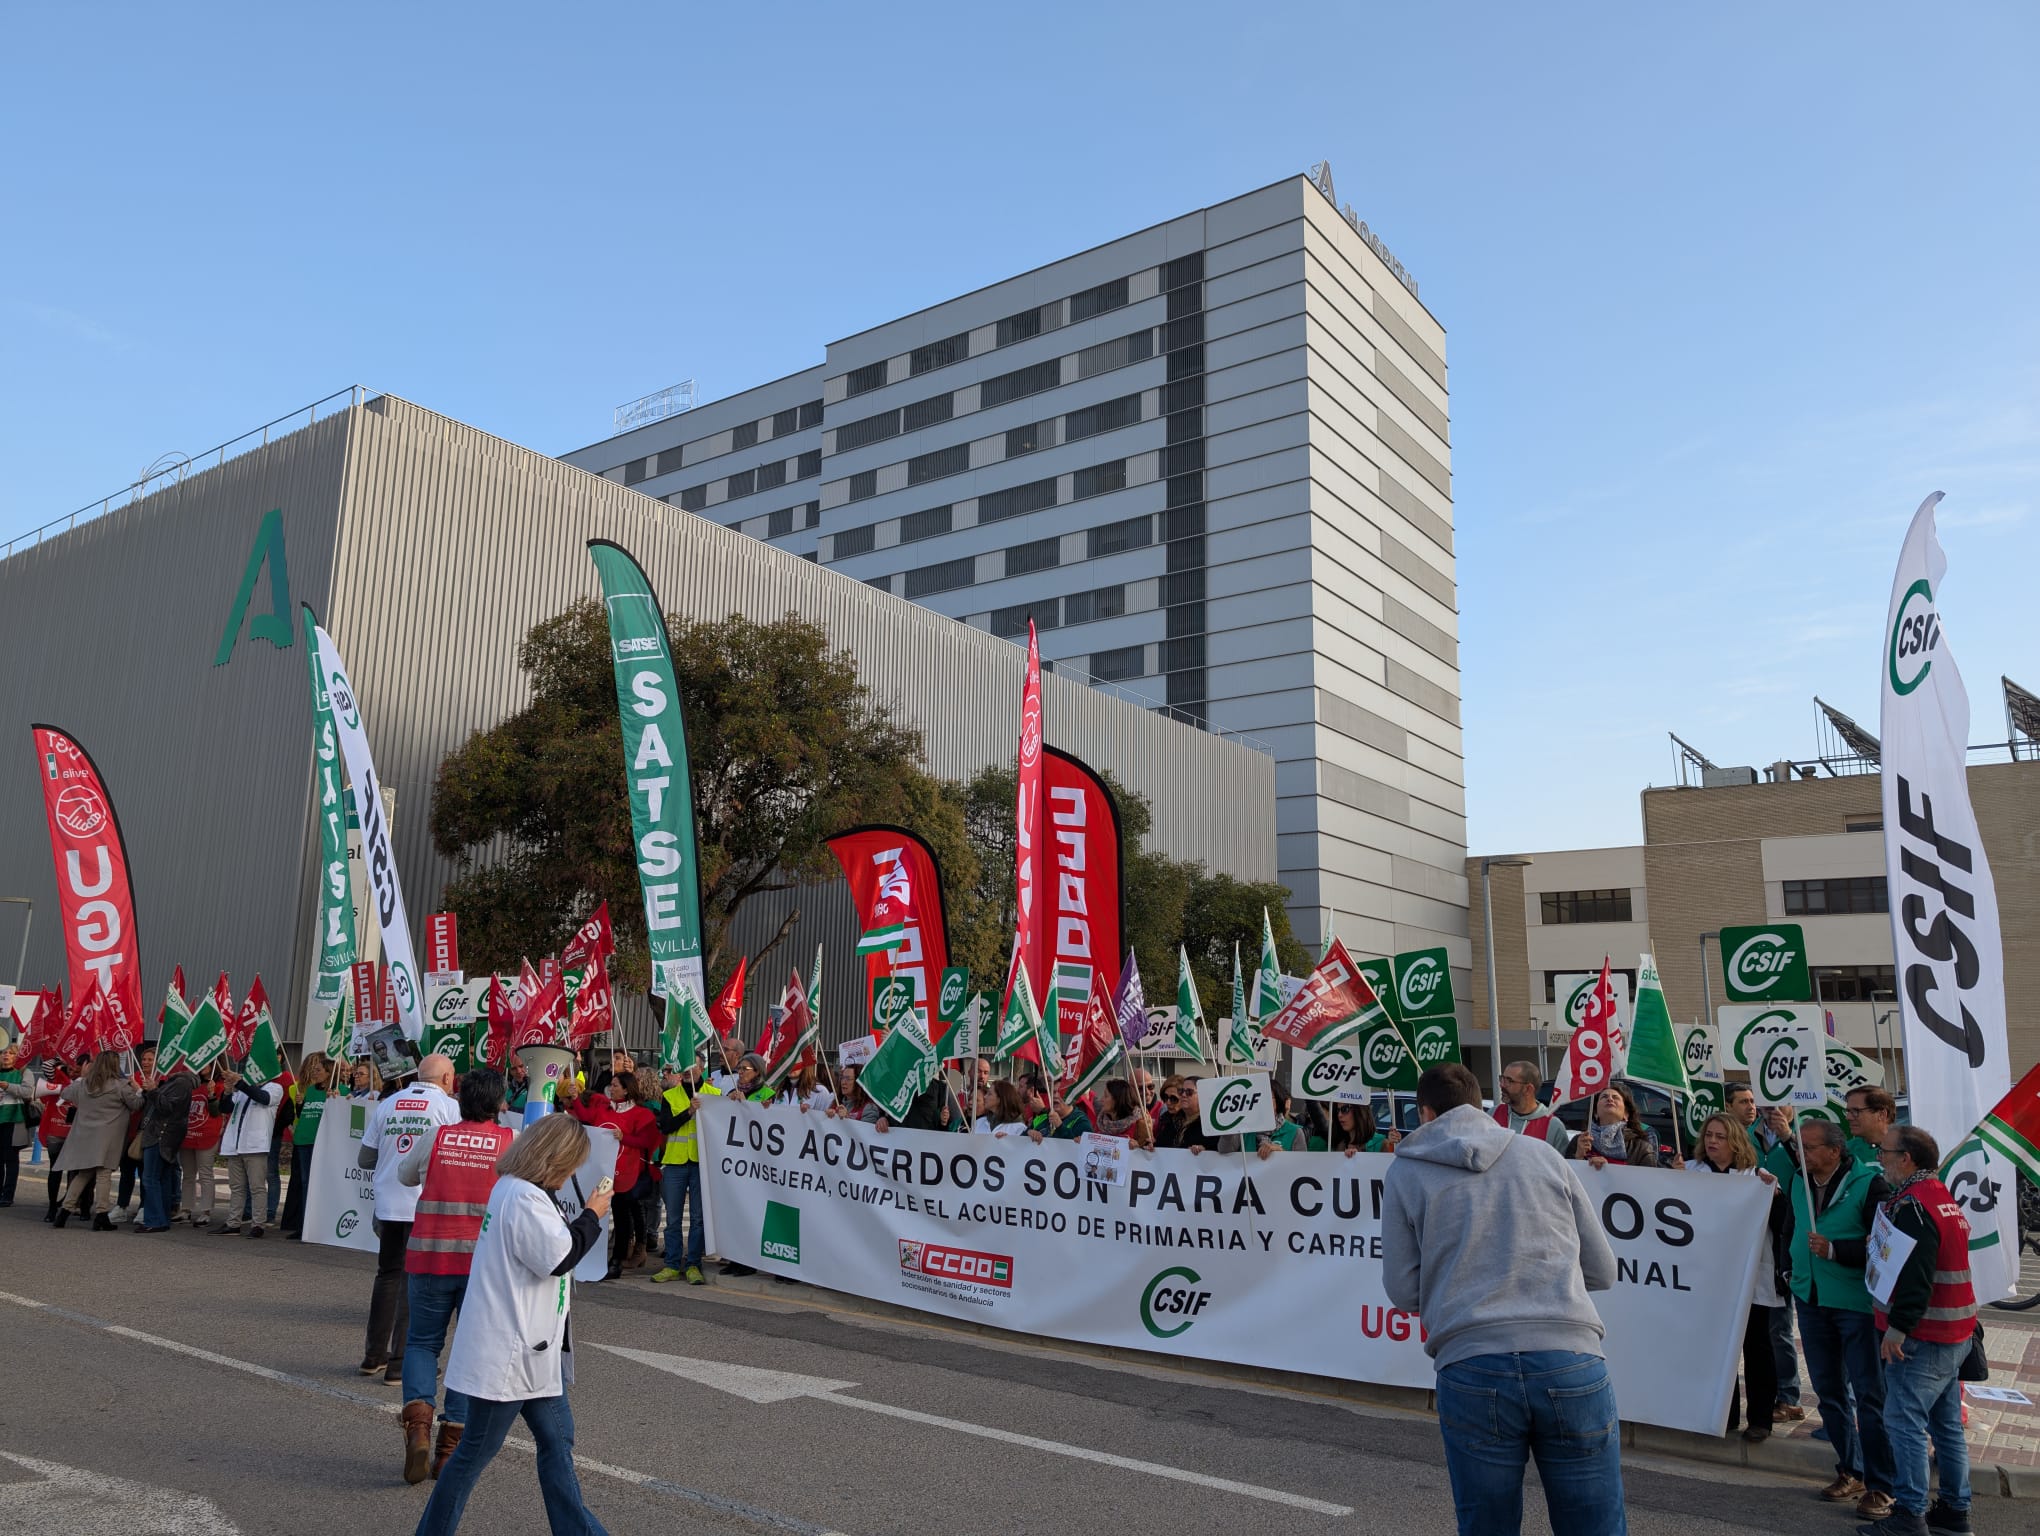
[{"xmin": 1200, "ymin": 1073, "xmax": 1275, "ymax": 1136}]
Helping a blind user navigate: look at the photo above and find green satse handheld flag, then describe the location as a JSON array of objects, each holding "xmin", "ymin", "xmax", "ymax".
[
  {"xmin": 1174, "ymin": 946, "xmax": 1205, "ymax": 1061},
  {"xmin": 179, "ymin": 996, "xmax": 228, "ymax": 1073},
  {"xmin": 661, "ymin": 986, "xmax": 713, "ymax": 1073},
  {"xmin": 242, "ymin": 1011, "xmax": 283, "ymax": 1089},
  {"xmin": 157, "ymin": 977, "xmax": 193, "ymax": 1074},
  {"xmin": 587, "ymin": 541, "xmax": 705, "ymax": 1009},
  {"xmin": 1622, "ymin": 953, "xmax": 1689, "ymax": 1097},
  {"xmin": 995, "ymin": 951, "xmax": 1040, "ymax": 1062},
  {"xmin": 861, "ymin": 1011, "xmax": 936, "ymax": 1121}
]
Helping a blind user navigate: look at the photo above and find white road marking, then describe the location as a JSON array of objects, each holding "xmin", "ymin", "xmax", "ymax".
[
  {"xmin": 0, "ymin": 1451, "xmax": 239, "ymax": 1534},
  {"xmin": 594, "ymin": 1343, "xmax": 1355, "ymax": 1518},
  {"xmin": 0, "ymin": 1290, "xmax": 853, "ymax": 1536}
]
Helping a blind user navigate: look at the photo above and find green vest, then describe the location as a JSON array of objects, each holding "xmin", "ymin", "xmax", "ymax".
[
  {"xmin": 1245, "ymin": 1121, "xmax": 1300, "ymax": 1152},
  {"xmin": 0, "ymin": 1068, "xmax": 24, "ymax": 1125},
  {"xmin": 1845, "ymin": 1134, "xmax": 1882, "ymax": 1168},
  {"xmin": 660, "ymin": 1082, "xmax": 720, "ymax": 1165},
  {"xmin": 1789, "ymin": 1156, "xmax": 1879, "ymax": 1312}
]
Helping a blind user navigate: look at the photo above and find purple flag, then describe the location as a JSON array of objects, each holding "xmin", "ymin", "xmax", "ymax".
[{"xmin": 1114, "ymin": 949, "xmax": 1148, "ymax": 1048}]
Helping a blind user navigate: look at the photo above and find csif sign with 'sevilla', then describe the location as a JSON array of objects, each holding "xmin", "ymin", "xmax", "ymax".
[{"xmin": 1198, "ymin": 1071, "xmax": 1276, "ymax": 1137}]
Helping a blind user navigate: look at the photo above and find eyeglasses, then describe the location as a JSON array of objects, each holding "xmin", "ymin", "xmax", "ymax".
[{"xmin": 1164, "ymin": 1093, "xmax": 1180, "ymax": 1105}]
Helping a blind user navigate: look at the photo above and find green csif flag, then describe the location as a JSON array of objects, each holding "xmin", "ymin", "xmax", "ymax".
[
  {"xmin": 1622, "ymin": 952, "xmax": 1689, "ymax": 1097},
  {"xmin": 660, "ymin": 985, "xmax": 714, "ymax": 1073},
  {"xmin": 242, "ymin": 1010, "xmax": 284, "ymax": 1088},
  {"xmin": 994, "ymin": 948, "xmax": 1041, "ymax": 1062},
  {"xmin": 301, "ymin": 608, "xmax": 358, "ymax": 1045},
  {"xmin": 588, "ymin": 540, "xmax": 705, "ymax": 1009},
  {"xmin": 1174, "ymin": 946, "xmax": 1206, "ymax": 1061}
]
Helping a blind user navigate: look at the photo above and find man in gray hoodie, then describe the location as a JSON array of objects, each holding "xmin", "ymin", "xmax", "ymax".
[{"xmin": 1383, "ymin": 1062, "xmax": 1624, "ymax": 1536}]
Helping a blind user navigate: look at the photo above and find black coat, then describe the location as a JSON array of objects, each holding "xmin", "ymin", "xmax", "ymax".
[{"xmin": 142, "ymin": 1073, "xmax": 197, "ymax": 1152}]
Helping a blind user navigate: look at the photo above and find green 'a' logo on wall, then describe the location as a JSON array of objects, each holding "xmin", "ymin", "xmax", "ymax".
[{"xmin": 215, "ymin": 507, "xmax": 293, "ymax": 666}]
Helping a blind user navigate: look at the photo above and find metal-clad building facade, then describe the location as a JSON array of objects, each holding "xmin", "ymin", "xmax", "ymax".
[{"xmin": 0, "ymin": 396, "xmax": 1275, "ymax": 1049}]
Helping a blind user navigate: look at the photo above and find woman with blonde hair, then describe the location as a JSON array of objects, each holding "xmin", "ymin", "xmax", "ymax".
[
  {"xmin": 414, "ymin": 1112, "xmax": 612, "ymax": 1535},
  {"xmin": 53, "ymin": 1051, "xmax": 142, "ymax": 1229}
]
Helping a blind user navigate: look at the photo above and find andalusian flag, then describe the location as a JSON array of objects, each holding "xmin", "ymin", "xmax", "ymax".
[
  {"xmin": 1174, "ymin": 946, "xmax": 1206, "ymax": 1061},
  {"xmin": 807, "ymin": 943, "xmax": 823, "ymax": 1041},
  {"xmin": 156, "ymin": 968, "xmax": 192, "ymax": 1073},
  {"xmin": 1976, "ymin": 1059, "xmax": 2040, "ymax": 1186},
  {"xmin": 1252, "ymin": 909, "xmax": 1283, "ymax": 1026},
  {"xmin": 1223, "ymin": 943, "xmax": 1257, "ymax": 1066},
  {"xmin": 994, "ymin": 945, "xmax": 1041, "ymax": 1061}
]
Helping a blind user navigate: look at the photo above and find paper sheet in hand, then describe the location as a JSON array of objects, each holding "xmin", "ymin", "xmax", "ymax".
[{"xmin": 1863, "ymin": 1210, "xmax": 1917, "ymax": 1308}]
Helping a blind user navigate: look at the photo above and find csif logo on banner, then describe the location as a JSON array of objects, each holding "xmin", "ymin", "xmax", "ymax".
[
  {"xmin": 1299, "ymin": 1041, "xmax": 1364, "ymax": 1100},
  {"xmin": 1412, "ymin": 1020, "xmax": 1454, "ymax": 1068},
  {"xmin": 1887, "ymin": 578, "xmax": 1940, "ymax": 696},
  {"xmin": 1138, "ymin": 1264, "xmax": 1212, "ymax": 1339},
  {"xmin": 1201, "ymin": 1071, "xmax": 1275, "ymax": 1135}
]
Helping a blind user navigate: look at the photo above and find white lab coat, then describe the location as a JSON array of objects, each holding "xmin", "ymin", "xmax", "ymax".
[
  {"xmin": 443, "ymin": 1177, "xmax": 580, "ymax": 1402},
  {"xmin": 365, "ymin": 1083, "xmax": 462, "ymax": 1221}
]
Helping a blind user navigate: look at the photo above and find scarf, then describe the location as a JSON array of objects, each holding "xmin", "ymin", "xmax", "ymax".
[{"xmin": 1590, "ymin": 1120, "xmax": 1628, "ymax": 1159}]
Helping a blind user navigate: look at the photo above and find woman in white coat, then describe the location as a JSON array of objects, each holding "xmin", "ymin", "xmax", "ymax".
[{"xmin": 413, "ymin": 1112, "xmax": 613, "ymax": 1536}]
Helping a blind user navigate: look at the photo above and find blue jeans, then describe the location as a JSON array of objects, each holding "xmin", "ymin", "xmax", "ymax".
[
  {"xmin": 661, "ymin": 1163, "xmax": 704, "ymax": 1269},
  {"xmin": 1882, "ymin": 1333, "xmax": 1970, "ymax": 1516},
  {"xmin": 1435, "ymin": 1351, "xmax": 1626, "ymax": 1536},
  {"xmin": 1767, "ymin": 1298, "xmax": 1801, "ymax": 1405},
  {"xmin": 403, "ymin": 1272, "xmax": 472, "ymax": 1426},
  {"xmin": 1796, "ymin": 1299, "xmax": 1893, "ymax": 1492},
  {"xmin": 413, "ymin": 1389, "xmax": 606, "ymax": 1536},
  {"xmin": 141, "ymin": 1143, "xmax": 174, "ymax": 1229}
]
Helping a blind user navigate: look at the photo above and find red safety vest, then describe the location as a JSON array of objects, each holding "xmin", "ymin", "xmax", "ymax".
[
  {"xmin": 406, "ymin": 1121, "xmax": 515, "ymax": 1276},
  {"xmin": 1876, "ymin": 1176, "xmax": 1977, "ymax": 1345},
  {"xmin": 1493, "ymin": 1103, "xmax": 1556, "ymax": 1143},
  {"xmin": 185, "ymin": 1088, "xmax": 227, "ymax": 1151}
]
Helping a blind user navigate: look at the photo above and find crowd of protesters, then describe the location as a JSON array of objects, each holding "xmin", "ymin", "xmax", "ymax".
[{"xmin": 5, "ymin": 1022, "xmax": 1985, "ymax": 1536}]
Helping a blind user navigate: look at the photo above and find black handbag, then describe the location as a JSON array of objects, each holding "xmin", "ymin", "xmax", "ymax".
[{"xmin": 1959, "ymin": 1319, "xmax": 1989, "ymax": 1383}]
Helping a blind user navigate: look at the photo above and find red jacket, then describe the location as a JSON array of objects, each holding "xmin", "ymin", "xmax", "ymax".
[
  {"xmin": 566, "ymin": 1095, "xmax": 661, "ymax": 1192},
  {"xmin": 39, "ymin": 1070, "xmax": 74, "ymax": 1144}
]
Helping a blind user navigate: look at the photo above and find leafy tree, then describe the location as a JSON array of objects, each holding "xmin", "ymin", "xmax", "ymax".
[{"xmin": 431, "ymin": 601, "xmax": 971, "ymax": 994}]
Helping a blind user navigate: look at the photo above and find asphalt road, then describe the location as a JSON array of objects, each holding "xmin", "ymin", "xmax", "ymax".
[{"xmin": 0, "ymin": 1202, "xmax": 1874, "ymax": 1536}]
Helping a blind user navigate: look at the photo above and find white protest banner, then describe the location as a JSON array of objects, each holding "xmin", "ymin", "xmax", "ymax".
[
  {"xmin": 553, "ymin": 1124, "xmax": 618, "ymax": 1284},
  {"xmin": 838, "ymin": 1036, "xmax": 878, "ymax": 1070},
  {"xmin": 302, "ymin": 1095, "xmax": 379, "ymax": 1254},
  {"xmin": 699, "ymin": 1101, "xmax": 1768, "ymax": 1436},
  {"xmin": 1199, "ymin": 1073, "xmax": 1275, "ymax": 1137},
  {"xmin": 1863, "ymin": 1209, "xmax": 1917, "ymax": 1308},
  {"xmin": 1077, "ymin": 1132, "xmax": 1128, "ymax": 1187}
]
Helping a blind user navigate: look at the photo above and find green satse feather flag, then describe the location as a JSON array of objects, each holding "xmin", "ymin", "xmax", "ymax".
[
  {"xmin": 1224, "ymin": 943, "xmax": 1257, "ymax": 1065},
  {"xmin": 1621, "ymin": 953, "xmax": 1688, "ymax": 1097},
  {"xmin": 1253, "ymin": 908, "xmax": 1283, "ymax": 1026}
]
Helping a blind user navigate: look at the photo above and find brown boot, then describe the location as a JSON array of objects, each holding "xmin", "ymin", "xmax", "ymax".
[
  {"xmin": 401, "ymin": 1401, "xmax": 434, "ymax": 1485},
  {"xmin": 431, "ymin": 1420, "xmax": 463, "ymax": 1479},
  {"xmin": 626, "ymin": 1240, "xmax": 648, "ymax": 1270}
]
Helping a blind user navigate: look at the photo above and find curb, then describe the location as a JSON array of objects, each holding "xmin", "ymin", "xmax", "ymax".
[{"xmin": 694, "ymin": 1268, "xmax": 2029, "ymax": 1499}]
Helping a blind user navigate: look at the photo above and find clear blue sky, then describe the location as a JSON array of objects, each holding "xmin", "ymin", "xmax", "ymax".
[{"xmin": 4, "ymin": 5, "xmax": 2034, "ymax": 855}]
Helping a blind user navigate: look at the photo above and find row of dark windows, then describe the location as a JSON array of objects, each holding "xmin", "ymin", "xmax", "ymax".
[
  {"xmin": 1811, "ymin": 965, "xmax": 1896, "ymax": 1002},
  {"xmin": 992, "ymin": 583, "xmax": 1129, "ymax": 637},
  {"xmin": 1783, "ymin": 876, "xmax": 1889, "ymax": 916},
  {"xmin": 1539, "ymin": 889, "xmax": 1635, "ymax": 925},
  {"xmin": 851, "ymin": 258, "xmax": 1181, "ymax": 403},
  {"xmin": 618, "ymin": 400, "xmax": 821, "ymax": 483},
  {"xmin": 726, "ymin": 501, "xmax": 821, "ymax": 541},
  {"xmin": 676, "ymin": 449, "xmax": 820, "ymax": 512},
  {"xmin": 1155, "ymin": 271, "xmax": 1206, "ymax": 723}
]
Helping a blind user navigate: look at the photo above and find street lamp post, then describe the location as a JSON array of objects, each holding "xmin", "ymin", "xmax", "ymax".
[
  {"xmin": 0, "ymin": 898, "xmax": 30, "ymax": 989},
  {"xmin": 1481, "ymin": 856, "xmax": 1532, "ymax": 1100},
  {"xmin": 1698, "ymin": 931, "xmax": 1718, "ymax": 1049}
]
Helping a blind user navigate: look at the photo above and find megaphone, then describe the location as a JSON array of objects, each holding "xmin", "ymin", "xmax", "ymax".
[{"xmin": 517, "ymin": 1043, "xmax": 578, "ymax": 1124}]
